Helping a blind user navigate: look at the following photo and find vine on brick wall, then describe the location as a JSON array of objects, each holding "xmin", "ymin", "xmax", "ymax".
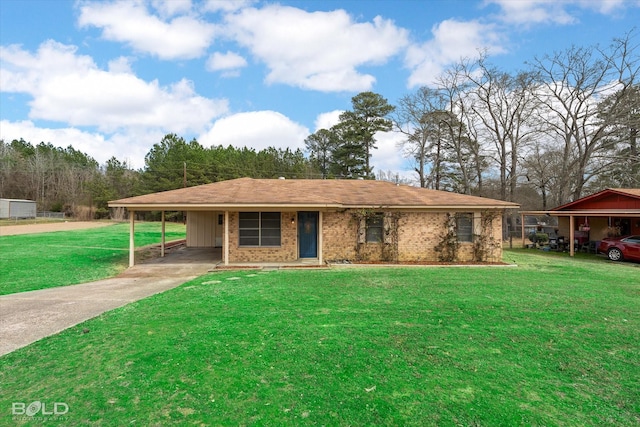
[
  {"xmin": 434, "ymin": 213, "xmax": 459, "ymax": 262},
  {"xmin": 350, "ymin": 209, "xmax": 401, "ymax": 262},
  {"xmin": 382, "ymin": 212, "xmax": 401, "ymax": 263},
  {"xmin": 473, "ymin": 211, "xmax": 501, "ymax": 262},
  {"xmin": 351, "ymin": 209, "xmax": 374, "ymax": 261}
]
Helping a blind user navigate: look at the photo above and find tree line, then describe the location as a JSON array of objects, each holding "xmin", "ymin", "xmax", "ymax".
[
  {"xmin": 306, "ymin": 32, "xmax": 639, "ymax": 210},
  {"xmin": 0, "ymin": 136, "xmax": 318, "ymax": 219},
  {"xmin": 1, "ymin": 32, "xmax": 638, "ymax": 218}
]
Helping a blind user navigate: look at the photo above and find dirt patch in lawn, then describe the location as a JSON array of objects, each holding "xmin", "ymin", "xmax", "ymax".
[{"xmin": 0, "ymin": 221, "xmax": 114, "ymax": 236}]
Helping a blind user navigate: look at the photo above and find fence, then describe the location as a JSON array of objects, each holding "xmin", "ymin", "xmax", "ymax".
[{"xmin": 37, "ymin": 211, "xmax": 65, "ymax": 219}]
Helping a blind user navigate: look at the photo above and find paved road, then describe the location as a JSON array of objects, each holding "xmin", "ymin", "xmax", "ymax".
[{"xmin": 0, "ymin": 248, "xmax": 218, "ymax": 357}]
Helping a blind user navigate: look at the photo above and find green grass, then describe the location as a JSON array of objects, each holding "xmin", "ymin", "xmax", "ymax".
[
  {"xmin": 0, "ymin": 222, "xmax": 186, "ymax": 295},
  {"xmin": 1, "ymin": 249, "xmax": 638, "ymax": 426}
]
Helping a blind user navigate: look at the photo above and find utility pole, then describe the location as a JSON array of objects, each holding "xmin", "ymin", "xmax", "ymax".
[
  {"xmin": 183, "ymin": 162, "xmax": 187, "ymax": 188},
  {"xmin": 183, "ymin": 161, "xmax": 187, "ymax": 225}
]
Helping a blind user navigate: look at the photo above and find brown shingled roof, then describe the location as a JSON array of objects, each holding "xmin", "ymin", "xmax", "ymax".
[
  {"xmin": 109, "ymin": 178, "xmax": 519, "ymax": 210},
  {"xmin": 611, "ymin": 188, "xmax": 640, "ymax": 198}
]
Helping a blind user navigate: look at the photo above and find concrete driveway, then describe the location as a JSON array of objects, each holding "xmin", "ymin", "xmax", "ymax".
[{"xmin": 0, "ymin": 247, "xmax": 218, "ymax": 357}]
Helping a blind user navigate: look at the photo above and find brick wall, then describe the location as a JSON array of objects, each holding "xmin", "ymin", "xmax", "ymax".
[
  {"xmin": 322, "ymin": 211, "xmax": 358, "ymax": 261},
  {"xmin": 397, "ymin": 211, "xmax": 448, "ymax": 261},
  {"xmin": 472, "ymin": 212, "xmax": 504, "ymax": 263},
  {"xmin": 225, "ymin": 209, "xmax": 504, "ymax": 263},
  {"xmin": 323, "ymin": 209, "xmax": 504, "ymax": 263},
  {"xmin": 394, "ymin": 211, "xmax": 498, "ymax": 262}
]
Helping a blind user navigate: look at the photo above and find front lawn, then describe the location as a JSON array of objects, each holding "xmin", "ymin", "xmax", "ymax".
[
  {"xmin": 0, "ymin": 222, "xmax": 186, "ymax": 295},
  {"xmin": 1, "ymin": 250, "xmax": 638, "ymax": 426}
]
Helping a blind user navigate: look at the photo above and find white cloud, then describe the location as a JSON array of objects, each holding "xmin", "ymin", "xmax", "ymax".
[
  {"xmin": 370, "ymin": 130, "xmax": 408, "ymax": 177},
  {"xmin": 314, "ymin": 110, "xmax": 343, "ymax": 131},
  {"xmin": 405, "ymin": 19, "xmax": 505, "ymax": 88},
  {"xmin": 206, "ymin": 51, "xmax": 247, "ymax": 72},
  {"xmin": 485, "ymin": 0, "xmax": 631, "ymax": 25},
  {"xmin": 105, "ymin": 128, "xmax": 167, "ymax": 168},
  {"xmin": 485, "ymin": 0, "xmax": 576, "ymax": 25},
  {"xmin": 107, "ymin": 56, "xmax": 134, "ymax": 73},
  {"xmin": 151, "ymin": 0, "xmax": 192, "ymax": 17},
  {"xmin": 0, "ymin": 120, "xmax": 157, "ymax": 168},
  {"xmin": 583, "ymin": 0, "xmax": 628, "ymax": 14},
  {"xmin": 203, "ymin": 0, "xmax": 256, "ymax": 13},
  {"xmin": 1, "ymin": 41, "xmax": 228, "ymax": 133},
  {"xmin": 199, "ymin": 111, "xmax": 310, "ymax": 152},
  {"xmin": 225, "ymin": 4, "xmax": 409, "ymax": 92},
  {"xmin": 77, "ymin": 0, "xmax": 216, "ymax": 60}
]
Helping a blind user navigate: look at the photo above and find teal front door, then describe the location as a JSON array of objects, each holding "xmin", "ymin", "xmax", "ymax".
[{"xmin": 298, "ymin": 212, "xmax": 318, "ymax": 258}]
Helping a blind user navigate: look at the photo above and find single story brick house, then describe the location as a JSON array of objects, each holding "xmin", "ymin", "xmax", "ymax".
[{"xmin": 109, "ymin": 178, "xmax": 519, "ymax": 266}]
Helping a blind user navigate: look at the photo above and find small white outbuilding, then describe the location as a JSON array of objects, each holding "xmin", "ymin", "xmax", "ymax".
[{"xmin": 0, "ymin": 198, "xmax": 37, "ymax": 219}]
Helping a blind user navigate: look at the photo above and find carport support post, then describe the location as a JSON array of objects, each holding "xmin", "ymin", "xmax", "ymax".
[
  {"xmin": 569, "ymin": 215, "xmax": 575, "ymax": 257},
  {"xmin": 520, "ymin": 212, "xmax": 526, "ymax": 248},
  {"xmin": 224, "ymin": 210, "xmax": 229, "ymax": 266},
  {"xmin": 161, "ymin": 211, "xmax": 166, "ymax": 258},
  {"xmin": 318, "ymin": 211, "xmax": 323, "ymax": 265},
  {"xmin": 129, "ymin": 210, "xmax": 135, "ymax": 267}
]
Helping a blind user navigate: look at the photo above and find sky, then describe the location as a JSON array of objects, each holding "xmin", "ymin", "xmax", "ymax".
[{"xmin": 1, "ymin": 0, "xmax": 639, "ymax": 178}]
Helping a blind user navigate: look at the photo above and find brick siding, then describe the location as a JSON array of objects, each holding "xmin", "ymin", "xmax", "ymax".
[
  {"xmin": 321, "ymin": 211, "xmax": 358, "ymax": 261},
  {"xmin": 226, "ymin": 209, "xmax": 504, "ymax": 263},
  {"xmin": 322, "ymin": 210, "xmax": 504, "ymax": 263}
]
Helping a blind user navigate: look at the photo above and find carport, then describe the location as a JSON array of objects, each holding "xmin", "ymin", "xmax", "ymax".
[
  {"xmin": 521, "ymin": 189, "xmax": 640, "ymax": 257},
  {"xmin": 521, "ymin": 209, "xmax": 640, "ymax": 256},
  {"xmin": 122, "ymin": 209, "xmax": 226, "ymax": 267}
]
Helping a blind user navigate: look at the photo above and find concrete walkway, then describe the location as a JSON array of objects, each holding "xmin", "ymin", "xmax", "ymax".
[{"xmin": 0, "ymin": 248, "xmax": 218, "ymax": 357}]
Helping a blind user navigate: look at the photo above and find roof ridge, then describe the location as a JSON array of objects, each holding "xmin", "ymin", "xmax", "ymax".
[{"xmin": 109, "ymin": 178, "xmax": 520, "ymax": 208}]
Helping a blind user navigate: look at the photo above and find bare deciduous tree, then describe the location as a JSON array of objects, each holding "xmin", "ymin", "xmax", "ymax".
[
  {"xmin": 464, "ymin": 56, "xmax": 541, "ymax": 203},
  {"xmin": 529, "ymin": 32, "xmax": 639, "ymax": 204},
  {"xmin": 393, "ymin": 87, "xmax": 454, "ymax": 188},
  {"xmin": 436, "ymin": 61, "xmax": 486, "ymax": 195}
]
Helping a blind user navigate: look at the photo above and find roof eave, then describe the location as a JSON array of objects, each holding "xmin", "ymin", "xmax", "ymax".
[
  {"xmin": 108, "ymin": 202, "xmax": 519, "ymax": 211},
  {"xmin": 522, "ymin": 209, "xmax": 640, "ymax": 216},
  {"xmin": 107, "ymin": 203, "xmax": 344, "ymax": 210},
  {"xmin": 343, "ymin": 204, "xmax": 519, "ymax": 210}
]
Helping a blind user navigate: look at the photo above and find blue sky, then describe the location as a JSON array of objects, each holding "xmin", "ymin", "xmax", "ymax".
[{"xmin": 1, "ymin": 0, "xmax": 639, "ymax": 176}]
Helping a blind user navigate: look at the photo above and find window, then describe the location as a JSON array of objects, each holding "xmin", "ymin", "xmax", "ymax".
[
  {"xmin": 366, "ymin": 213, "xmax": 384, "ymax": 243},
  {"xmin": 239, "ymin": 212, "xmax": 281, "ymax": 246},
  {"xmin": 456, "ymin": 213, "xmax": 473, "ymax": 242}
]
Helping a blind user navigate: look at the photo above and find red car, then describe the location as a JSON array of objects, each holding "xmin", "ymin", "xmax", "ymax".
[{"xmin": 598, "ymin": 235, "xmax": 640, "ymax": 262}]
